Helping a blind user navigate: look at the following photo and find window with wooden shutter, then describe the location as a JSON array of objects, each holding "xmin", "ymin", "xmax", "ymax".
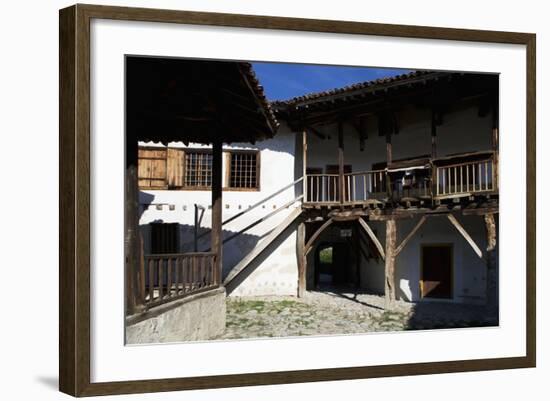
[
  {"xmin": 138, "ymin": 147, "xmax": 168, "ymax": 189},
  {"xmin": 166, "ymin": 148, "xmax": 185, "ymax": 188},
  {"xmin": 227, "ymin": 150, "xmax": 260, "ymax": 190}
]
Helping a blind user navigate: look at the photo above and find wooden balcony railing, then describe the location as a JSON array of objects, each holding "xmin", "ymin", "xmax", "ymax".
[
  {"xmin": 305, "ymin": 173, "xmax": 339, "ymax": 203},
  {"xmin": 141, "ymin": 252, "xmax": 219, "ymax": 308},
  {"xmin": 303, "ymin": 153, "xmax": 497, "ymax": 205},
  {"xmin": 435, "ymin": 158, "xmax": 496, "ymax": 198},
  {"xmin": 343, "ymin": 170, "xmax": 387, "ymax": 202}
]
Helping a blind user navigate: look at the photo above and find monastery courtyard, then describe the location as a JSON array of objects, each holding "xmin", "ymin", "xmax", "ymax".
[{"xmin": 216, "ymin": 289, "xmax": 498, "ymax": 340}]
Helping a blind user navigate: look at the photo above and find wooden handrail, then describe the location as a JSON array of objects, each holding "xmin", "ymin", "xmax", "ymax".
[
  {"xmin": 145, "ymin": 251, "xmax": 216, "ymax": 258},
  {"xmin": 142, "ymin": 252, "xmax": 219, "ymax": 309},
  {"xmin": 194, "ymin": 176, "xmax": 304, "ymax": 242},
  {"xmin": 201, "ymin": 195, "xmax": 303, "ymax": 251}
]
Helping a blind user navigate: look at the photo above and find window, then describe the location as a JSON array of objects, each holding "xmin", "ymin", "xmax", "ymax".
[
  {"xmin": 150, "ymin": 223, "xmax": 179, "ymax": 254},
  {"xmin": 138, "ymin": 147, "xmax": 167, "ymax": 189},
  {"xmin": 137, "ymin": 146, "xmax": 260, "ymax": 191},
  {"xmin": 228, "ymin": 151, "xmax": 259, "ymax": 190},
  {"xmin": 184, "ymin": 151, "xmax": 213, "ymax": 188}
]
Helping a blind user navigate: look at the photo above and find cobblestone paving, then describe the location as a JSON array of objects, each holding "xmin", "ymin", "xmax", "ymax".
[{"xmin": 216, "ymin": 288, "xmax": 497, "ymax": 340}]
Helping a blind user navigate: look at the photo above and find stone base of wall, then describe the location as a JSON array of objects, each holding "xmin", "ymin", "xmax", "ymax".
[{"xmin": 125, "ymin": 287, "xmax": 226, "ymax": 344}]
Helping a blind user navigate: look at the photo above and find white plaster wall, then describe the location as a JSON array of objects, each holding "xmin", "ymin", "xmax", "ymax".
[
  {"xmin": 358, "ymin": 214, "xmax": 489, "ymax": 304},
  {"xmin": 138, "ymin": 126, "xmax": 301, "ymax": 297},
  {"xmin": 302, "ymin": 100, "xmax": 493, "ymax": 172}
]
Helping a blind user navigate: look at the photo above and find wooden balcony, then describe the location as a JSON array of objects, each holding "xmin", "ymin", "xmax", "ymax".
[
  {"xmin": 303, "ymin": 151, "xmax": 497, "ymax": 208},
  {"xmin": 140, "ymin": 252, "xmax": 220, "ymax": 309}
]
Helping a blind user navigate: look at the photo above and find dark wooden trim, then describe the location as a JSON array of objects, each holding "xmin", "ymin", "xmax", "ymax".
[
  {"xmin": 297, "ymin": 221, "xmax": 306, "ymax": 297},
  {"xmin": 337, "ymin": 120, "xmax": 344, "ymax": 204},
  {"xmin": 59, "ymin": 6, "xmax": 76, "ymax": 395},
  {"xmin": 305, "ymin": 218, "xmax": 334, "ymax": 255},
  {"xmin": 59, "ymin": 3, "xmax": 536, "ymax": 396},
  {"xmin": 211, "ymin": 140, "xmax": 223, "ymax": 286}
]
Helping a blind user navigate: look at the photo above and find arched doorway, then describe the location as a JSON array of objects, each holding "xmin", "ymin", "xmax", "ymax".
[{"xmin": 314, "ymin": 241, "xmax": 353, "ymax": 289}]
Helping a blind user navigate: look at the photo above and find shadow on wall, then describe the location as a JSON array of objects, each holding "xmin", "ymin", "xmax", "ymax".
[
  {"xmin": 224, "ymin": 219, "xmax": 298, "ymax": 295},
  {"xmin": 139, "ymin": 191, "xmax": 155, "ymax": 219},
  {"xmin": 138, "ymin": 221, "xmax": 264, "ymax": 272}
]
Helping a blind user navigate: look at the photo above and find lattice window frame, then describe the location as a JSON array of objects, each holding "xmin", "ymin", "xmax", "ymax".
[
  {"xmin": 225, "ymin": 150, "xmax": 261, "ymax": 191},
  {"xmin": 182, "ymin": 149, "xmax": 213, "ymax": 190}
]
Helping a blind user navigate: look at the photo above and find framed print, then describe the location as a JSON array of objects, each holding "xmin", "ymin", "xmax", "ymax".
[{"xmin": 59, "ymin": 3, "xmax": 536, "ymax": 397}]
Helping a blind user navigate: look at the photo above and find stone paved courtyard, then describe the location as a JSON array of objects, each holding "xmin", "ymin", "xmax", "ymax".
[{"xmin": 216, "ymin": 288, "xmax": 498, "ymax": 340}]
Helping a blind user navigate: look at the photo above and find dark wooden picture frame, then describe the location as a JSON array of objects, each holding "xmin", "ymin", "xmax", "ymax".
[{"xmin": 59, "ymin": 3, "xmax": 536, "ymax": 397}]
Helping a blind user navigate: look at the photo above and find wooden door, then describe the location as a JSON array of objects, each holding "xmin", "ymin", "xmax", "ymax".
[{"xmin": 421, "ymin": 244, "xmax": 453, "ymax": 299}]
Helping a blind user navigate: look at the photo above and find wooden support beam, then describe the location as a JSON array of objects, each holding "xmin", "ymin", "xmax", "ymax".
[
  {"xmin": 305, "ymin": 218, "xmax": 334, "ymax": 256},
  {"xmin": 354, "ymin": 224, "xmax": 361, "ymax": 288},
  {"xmin": 297, "ymin": 221, "xmax": 306, "ymax": 298},
  {"xmin": 211, "ymin": 140, "xmax": 223, "ymax": 284},
  {"xmin": 484, "ymin": 213, "xmax": 497, "ymax": 251},
  {"xmin": 492, "ymin": 100, "xmax": 499, "ymax": 191},
  {"xmin": 484, "ymin": 213, "xmax": 498, "ymax": 307},
  {"xmin": 338, "ymin": 120, "xmax": 345, "ymax": 204},
  {"xmin": 447, "ymin": 214, "xmax": 483, "ymax": 258},
  {"xmin": 358, "ymin": 218, "xmax": 385, "ymax": 260},
  {"xmin": 303, "ymin": 130, "xmax": 307, "ymax": 202},
  {"xmin": 431, "ymin": 109, "xmax": 437, "ymax": 158},
  {"xmin": 395, "ymin": 216, "xmax": 427, "ymax": 257},
  {"xmin": 384, "ymin": 219, "xmax": 397, "ymax": 308},
  {"xmin": 359, "ymin": 116, "xmax": 367, "ymax": 151},
  {"xmin": 125, "ymin": 137, "xmax": 142, "ymax": 314},
  {"xmin": 385, "ymin": 130, "xmax": 392, "ymax": 164},
  {"xmin": 306, "ymin": 126, "xmax": 326, "ymax": 140}
]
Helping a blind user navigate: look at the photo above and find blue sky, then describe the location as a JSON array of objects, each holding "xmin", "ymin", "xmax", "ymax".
[{"xmin": 252, "ymin": 62, "xmax": 410, "ymax": 101}]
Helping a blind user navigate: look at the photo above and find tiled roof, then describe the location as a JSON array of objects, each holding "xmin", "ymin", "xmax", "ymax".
[
  {"xmin": 271, "ymin": 70, "xmax": 445, "ymax": 110},
  {"xmin": 239, "ymin": 62, "xmax": 279, "ymax": 132}
]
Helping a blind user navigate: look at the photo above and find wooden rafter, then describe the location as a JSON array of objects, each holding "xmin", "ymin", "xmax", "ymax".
[
  {"xmin": 395, "ymin": 215, "xmax": 427, "ymax": 256},
  {"xmin": 358, "ymin": 218, "xmax": 385, "ymax": 260},
  {"xmin": 305, "ymin": 218, "xmax": 334, "ymax": 256},
  {"xmin": 447, "ymin": 214, "xmax": 483, "ymax": 258},
  {"xmin": 306, "ymin": 126, "xmax": 326, "ymax": 140}
]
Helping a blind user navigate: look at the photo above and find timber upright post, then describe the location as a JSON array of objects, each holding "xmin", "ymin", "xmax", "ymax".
[
  {"xmin": 492, "ymin": 98, "xmax": 499, "ymax": 190},
  {"xmin": 431, "ymin": 109, "xmax": 437, "ymax": 159},
  {"xmin": 384, "ymin": 219, "xmax": 397, "ymax": 309},
  {"xmin": 125, "ymin": 135, "xmax": 143, "ymax": 315},
  {"xmin": 338, "ymin": 120, "xmax": 345, "ymax": 204},
  {"xmin": 211, "ymin": 140, "xmax": 223, "ymax": 285},
  {"xmin": 297, "ymin": 220, "xmax": 306, "ymax": 298},
  {"xmin": 385, "ymin": 125, "xmax": 393, "ymax": 201},
  {"xmin": 303, "ymin": 129, "xmax": 307, "ymax": 202},
  {"xmin": 484, "ymin": 213, "xmax": 498, "ymax": 310}
]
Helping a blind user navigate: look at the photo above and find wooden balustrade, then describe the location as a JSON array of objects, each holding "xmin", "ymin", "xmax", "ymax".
[
  {"xmin": 304, "ymin": 155, "xmax": 496, "ymax": 204},
  {"xmin": 435, "ymin": 159, "xmax": 496, "ymax": 198},
  {"xmin": 305, "ymin": 174, "xmax": 339, "ymax": 203},
  {"xmin": 142, "ymin": 252, "xmax": 218, "ymax": 308},
  {"xmin": 343, "ymin": 170, "xmax": 387, "ymax": 202}
]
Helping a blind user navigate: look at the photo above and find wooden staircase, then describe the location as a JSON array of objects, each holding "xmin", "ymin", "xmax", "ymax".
[{"xmin": 223, "ymin": 207, "xmax": 303, "ymax": 287}]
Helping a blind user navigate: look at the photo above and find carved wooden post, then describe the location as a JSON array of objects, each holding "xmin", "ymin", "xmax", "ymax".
[
  {"xmin": 297, "ymin": 220, "xmax": 306, "ymax": 297},
  {"xmin": 484, "ymin": 213, "xmax": 497, "ymax": 308},
  {"xmin": 211, "ymin": 140, "xmax": 223, "ymax": 285},
  {"xmin": 384, "ymin": 219, "xmax": 397, "ymax": 308}
]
